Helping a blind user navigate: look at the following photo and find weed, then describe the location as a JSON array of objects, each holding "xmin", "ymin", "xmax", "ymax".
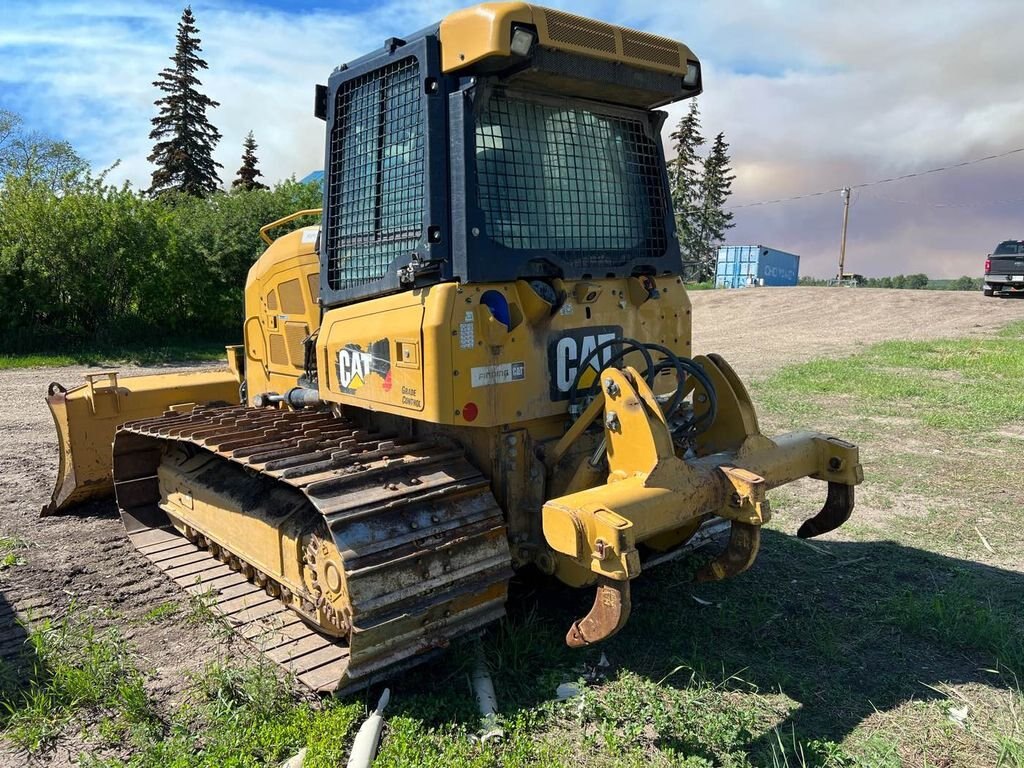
[
  {"xmin": 0, "ymin": 536, "xmax": 29, "ymax": 572},
  {"xmin": 768, "ymin": 727, "xmax": 856, "ymax": 767},
  {"xmin": 0, "ymin": 553, "xmax": 22, "ymax": 570},
  {"xmin": 78, "ymin": 661, "xmax": 362, "ymax": 768},
  {"xmin": 139, "ymin": 602, "xmax": 180, "ymax": 624},
  {"xmin": 185, "ymin": 588, "xmax": 233, "ymax": 641},
  {"xmin": 197, "ymin": 659, "xmax": 293, "ymax": 719},
  {"xmin": 0, "ymin": 609, "xmax": 156, "ymax": 752},
  {"xmin": 884, "ymin": 576, "xmax": 1024, "ymax": 675}
]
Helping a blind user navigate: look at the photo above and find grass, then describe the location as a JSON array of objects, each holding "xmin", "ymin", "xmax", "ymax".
[
  {"xmin": 0, "ymin": 537, "xmax": 29, "ymax": 572},
  {"xmin": 757, "ymin": 320, "xmax": 1024, "ymax": 432},
  {"xmin": 4, "ymin": 320, "xmax": 1024, "ymax": 766},
  {"xmin": 1, "ymin": 612, "xmax": 363, "ymax": 765},
  {"xmin": 884, "ymin": 573, "xmax": 1024, "ymax": 675},
  {"xmin": 79, "ymin": 661, "xmax": 363, "ymax": 768},
  {"xmin": 0, "ymin": 608, "xmax": 157, "ymax": 752},
  {"xmin": 0, "ymin": 341, "xmax": 231, "ymax": 369},
  {"xmin": 138, "ymin": 602, "xmax": 181, "ymax": 624}
]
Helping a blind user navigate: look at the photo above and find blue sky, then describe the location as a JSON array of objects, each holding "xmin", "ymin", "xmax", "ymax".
[{"xmin": 4, "ymin": 0, "xmax": 1023, "ymax": 277}]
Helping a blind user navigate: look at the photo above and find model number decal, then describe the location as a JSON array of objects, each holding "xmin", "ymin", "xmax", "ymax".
[{"xmin": 471, "ymin": 362, "xmax": 525, "ymax": 387}]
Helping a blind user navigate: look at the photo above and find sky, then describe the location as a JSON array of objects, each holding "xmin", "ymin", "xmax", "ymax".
[{"xmin": 3, "ymin": 0, "xmax": 1022, "ymax": 278}]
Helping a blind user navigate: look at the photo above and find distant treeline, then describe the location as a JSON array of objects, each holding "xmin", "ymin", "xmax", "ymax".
[
  {"xmin": 0, "ymin": 174, "xmax": 320, "ymax": 352},
  {"xmin": 798, "ymin": 274, "xmax": 983, "ymax": 290}
]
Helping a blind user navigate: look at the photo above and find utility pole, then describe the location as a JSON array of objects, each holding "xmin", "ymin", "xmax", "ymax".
[{"xmin": 837, "ymin": 186, "xmax": 851, "ymax": 283}]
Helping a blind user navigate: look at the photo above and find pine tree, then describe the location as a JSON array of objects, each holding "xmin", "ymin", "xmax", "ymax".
[
  {"xmin": 147, "ymin": 6, "xmax": 222, "ymax": 197},
  {"xmin": 232, "ymin": 131, "xmax": 268, "ymax": 191},
  {"xmin": 693, "ymin": 132, "xmax": 735, "ymax": 281},
  {"xmin": 666, "ymin": 100, "xmax": 705, "ymax": 279}
]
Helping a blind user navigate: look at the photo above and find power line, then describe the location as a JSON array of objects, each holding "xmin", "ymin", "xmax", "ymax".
[{"xmin": 727, "ymin": 145, "xmax": 1024, "ymax": 210}]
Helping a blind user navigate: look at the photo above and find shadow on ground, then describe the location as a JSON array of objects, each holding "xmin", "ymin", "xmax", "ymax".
[
  {"xmin": 393, "ymin": 527, "xmax": 1023, "ymax": 759},
  {"xmin": 0, "ymin": 589, "xmax": 33, "ymax": 717}
]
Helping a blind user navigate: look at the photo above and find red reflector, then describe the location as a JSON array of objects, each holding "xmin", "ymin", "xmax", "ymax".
[{"xmin": 462, "ymin": 402, "xmax": 479, "ymax": 422}]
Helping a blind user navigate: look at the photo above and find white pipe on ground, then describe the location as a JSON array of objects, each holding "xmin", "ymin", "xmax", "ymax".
[
  {"xmin": 279, "ymin": 747, "xmax": 306, "ymax": 768},
  {"xmin": 472, "ymin": 643, "xmax": 504, "ymax": 742},
  {"xmin": 346, "ymin": 688, "xmax": 390, "ymax": 768}
]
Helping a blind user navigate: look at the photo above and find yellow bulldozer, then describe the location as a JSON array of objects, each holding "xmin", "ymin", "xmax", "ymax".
[{"xmin": 44, "ymin": 2, "xmax": 862, "ymax": 693}]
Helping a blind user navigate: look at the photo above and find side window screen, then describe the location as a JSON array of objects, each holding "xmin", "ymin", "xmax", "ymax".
[
  {"xmin": 475, "ymin": 89, "xmax": 666, "ymax": 268},
  {"xmin": 326, "ymin": 58, "xmax": 423, "ymax": 290}
]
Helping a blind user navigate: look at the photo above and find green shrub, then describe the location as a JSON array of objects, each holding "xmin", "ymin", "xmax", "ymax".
[{"xmin": 0, "ymin": 173, "xmax": 320, "ymax": 352}]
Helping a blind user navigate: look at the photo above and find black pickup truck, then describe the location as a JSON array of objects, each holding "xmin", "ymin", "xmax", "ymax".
[{"xmin": 983, "ymin": 240, "xmax": 1024, "ymax": 297}]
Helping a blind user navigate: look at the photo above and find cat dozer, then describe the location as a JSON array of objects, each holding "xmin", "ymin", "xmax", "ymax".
[{"xmin": 49, "ymin": 3, "xmax": 863, "ymax": 693}]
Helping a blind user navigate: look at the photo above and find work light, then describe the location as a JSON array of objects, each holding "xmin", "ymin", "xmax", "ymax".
[
  {"xmin": 684, "ymin": 60, "xmax": 700, "ymax": 87},
  {"xmin": 510, "ymin": 26, "xmax": 536, "ymax": 56}
]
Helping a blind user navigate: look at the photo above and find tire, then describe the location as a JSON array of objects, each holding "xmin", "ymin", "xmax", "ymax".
[{"xmin": 983, "ymin": 288, "xmax": 994, "ymax": 297}]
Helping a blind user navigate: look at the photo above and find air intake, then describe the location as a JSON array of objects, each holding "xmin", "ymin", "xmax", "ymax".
[
  {"xmin": 544, "ymin": 9, "xmax": 616, "ymax": 54},
  {"xmin": 621, "ymin": 30, "xmax": 682, "ymax": 69}
]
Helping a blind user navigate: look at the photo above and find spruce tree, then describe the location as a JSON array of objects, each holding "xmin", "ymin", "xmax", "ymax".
[
  {"xmin": 665, "ymin": 100, "xmax": 705, "ymax": 279},
  {"xmin": 694, "ymin": 132, "xmax": 735, "ymax": 281},
  {"xmin": 147, "ymin": 6, "xmax": 222, "ymax": 197},
  {"xmin": 232, "ymin": 131, "xmax": 268, "ymax": 191}
]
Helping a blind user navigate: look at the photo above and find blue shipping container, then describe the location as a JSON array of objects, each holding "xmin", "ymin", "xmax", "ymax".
[{"xmin": 715, "ymin": 245, "xmax": 800, "ymax": 288}]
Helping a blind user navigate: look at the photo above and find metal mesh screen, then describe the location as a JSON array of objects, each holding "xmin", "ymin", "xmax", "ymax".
[
  {"xmin": 326, "ymin": 58, "xmax": 424, "ymax": 290},
  {"xmin": 475, "ymin": 89, "xmax": 667, "ymax": 268}
]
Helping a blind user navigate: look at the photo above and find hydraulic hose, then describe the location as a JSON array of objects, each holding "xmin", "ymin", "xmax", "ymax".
[{"xmin": 566, "ymin": 337, "xmax": 717, "ymax": 439}]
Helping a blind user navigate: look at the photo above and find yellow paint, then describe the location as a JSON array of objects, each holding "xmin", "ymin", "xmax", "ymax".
[
  {"xmin": 541, "ymin": 362, "xmax": 864, "ymax": 585},
  {"xmin": 318, "ymin": 291, "xmax": 427, "ymax": 413},
  {"xmin": 259, "ymin": 208, "xmax": 321, "ymax": 246},
  {"xmin": 439, "ymin": 2, "xmax": 696, "ymax": 77},
  {"xmin": 316, "ymin": 277, "xmax": 692, "ymax": 428},
  {"xmin": 243, "ymin": 225, "xmax": 322, "ymax": 402},
  {"xmin": 44, "ymin": 365, "xmax": 242, "ymax": 515}
]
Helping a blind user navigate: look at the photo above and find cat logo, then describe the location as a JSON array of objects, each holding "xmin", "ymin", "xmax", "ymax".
[
  {"xmin": 336, "ymin": 338, "xmax": 391, "ymax": 394},
  {"xmin": 547, "ymin": 326, "xmax": 622, "ymax": 400},
  {"xmin": 337, "ymin": 348, "xmax": 374, "ymax": 390}
]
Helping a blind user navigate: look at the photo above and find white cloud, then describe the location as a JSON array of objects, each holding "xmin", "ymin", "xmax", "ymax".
[{"xmin": 3, "ymin": 0, "xmax": 1022, "ymax": 277}]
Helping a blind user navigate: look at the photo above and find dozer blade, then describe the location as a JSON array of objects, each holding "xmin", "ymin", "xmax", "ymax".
[{"xmin": 43, "ymin": 368, "xmax": 241, "ymax": 515}]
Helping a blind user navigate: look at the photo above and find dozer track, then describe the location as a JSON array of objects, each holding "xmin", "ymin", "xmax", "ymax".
[{"xmin": 112, "ymin": 406, "xmax": 513, "ymax": 694}]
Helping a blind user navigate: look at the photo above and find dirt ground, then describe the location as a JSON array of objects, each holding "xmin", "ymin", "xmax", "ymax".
[
  {"xmin": 1, "ymin": 287, "xmax": 1023, "ymax": 765},
  {"xmin": 690, "ymin": 286, "xmax": 1024, "ymax": 378}
]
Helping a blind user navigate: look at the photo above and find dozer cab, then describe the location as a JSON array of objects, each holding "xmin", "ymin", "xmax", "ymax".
[{"xmin": 45, "ymin": 2, "xmax": 862, "ymax": 693}]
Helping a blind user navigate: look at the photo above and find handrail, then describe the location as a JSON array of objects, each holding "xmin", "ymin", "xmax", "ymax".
[{"xmin": 259, "ymin": 208, "xmax": 323, "ymax": 246}]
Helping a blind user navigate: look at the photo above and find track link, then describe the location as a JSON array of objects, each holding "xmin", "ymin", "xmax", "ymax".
[{"xmin": 113, "ymin": 405, "xmax": 513, "ymax": 694}]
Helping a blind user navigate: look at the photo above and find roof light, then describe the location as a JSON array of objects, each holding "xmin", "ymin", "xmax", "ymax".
[
  {"xmin": 510, "ymin": 26, "xmax": 535, "ymax": 56},
  {"xmin": 683, "ymin": 60, "xmax": 700, "ymax": 88}
]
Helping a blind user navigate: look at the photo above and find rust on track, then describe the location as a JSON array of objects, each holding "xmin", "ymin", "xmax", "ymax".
[{"xmin": 113, "ymin": 406, "xmax": 513, "ymax": 694}]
